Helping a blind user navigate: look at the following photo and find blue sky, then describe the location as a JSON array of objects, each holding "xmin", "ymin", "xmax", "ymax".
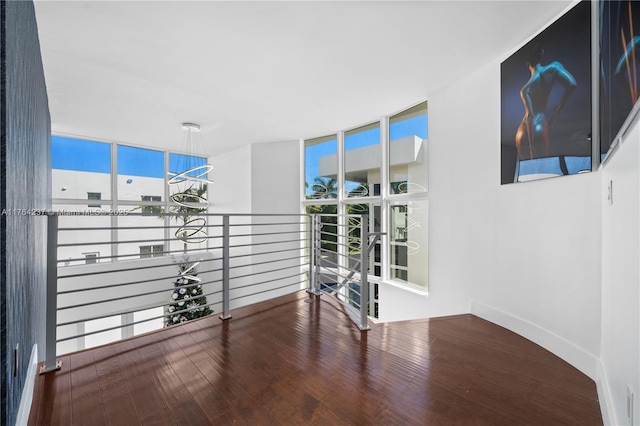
[
  {"xmin": 305, "ymin": 114, "xmax": 428, "ymax": 194},
  {"xmin": 52, "ymin": 135, "xmax": 206, "ymax": 178},
  {"xmin": 52, "ymin": 136, "xmax": 111, "ymax": 173}
]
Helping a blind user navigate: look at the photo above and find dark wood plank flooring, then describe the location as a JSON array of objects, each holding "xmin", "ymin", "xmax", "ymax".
[{"xmin": 29, "ymin": 292, "xmax": 603, "ymax": 425}]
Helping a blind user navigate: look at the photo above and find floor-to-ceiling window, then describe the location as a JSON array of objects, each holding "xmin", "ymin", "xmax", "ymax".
[
  {"xmin": 51, "ymin": 135, "xmax": 208, "ymax": 264},
  {"xmin": 387, "ymin": 101, "xmax": 428, "ymax": 288},
  {"xmin": 302, "ymin": 100, "xmax": 429, "ymax": 297}
]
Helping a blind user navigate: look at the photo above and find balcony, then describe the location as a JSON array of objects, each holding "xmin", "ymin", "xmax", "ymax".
[{"xmin": 27, "ymin": 211, "xmax": 602, "ymax": 425}]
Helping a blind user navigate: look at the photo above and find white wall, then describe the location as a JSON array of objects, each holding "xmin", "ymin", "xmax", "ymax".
[
  {"xmin": 212, "ymin": 140, "xmax": 300, "ymax": 214},
  {"xmin": 210, "ymin": 144, "xmax": 253, "ymax": 213},
  {"xmin": 380, "ymin": 59, "xmax": 603, "ymax": 381},
  {"xmin": 211, "ymin": 141, "xmax": 306, "ymax": 308},
  {"xmin": 600, "ymin": 119, "xmax": 640, "ymax": 426},
  {"xmin": 450, "ymin": 63, "xmax": 601, "ymax": 377},
  {"xmin": 251, "ymin": 141, "xmax": 300, "ymax": 214}
]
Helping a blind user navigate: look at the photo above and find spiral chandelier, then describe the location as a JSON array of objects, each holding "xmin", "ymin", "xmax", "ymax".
[{"xmin": 168, "ymin": 122, "xmax": 214, "ymax": 245}]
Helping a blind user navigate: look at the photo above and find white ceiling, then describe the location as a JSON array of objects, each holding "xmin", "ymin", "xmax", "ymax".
[{"xmin": 33, "ymin": 0, "xmax": 573, "ymax": 157}]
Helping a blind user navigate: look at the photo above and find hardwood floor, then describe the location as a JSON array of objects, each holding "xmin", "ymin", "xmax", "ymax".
[{"xmin": 29, "ymin": 292, "xmax": 603, "ymax": 425}]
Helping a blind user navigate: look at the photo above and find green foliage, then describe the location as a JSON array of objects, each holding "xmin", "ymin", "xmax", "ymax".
[{"xmin": 307, "ymin": 177, "xmax": 338, "ymax": 200}]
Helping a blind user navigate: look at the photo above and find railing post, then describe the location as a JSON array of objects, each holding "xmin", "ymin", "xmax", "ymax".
[
  {"xmin": 41, "ymin": 213, "xmax": 61, "ymax": 373},
  {"xmin": 314, "ymin": 215, "xmax": 322, "ymax": 295},
  {"xmin": 219, "ymin": 214, "xmax": 231, "ymax": 320},
  {"xmin": 306, "ymin": 214, "xmax": 315, "ymax": 294},
  {"xmin": 359, "ymin": 214, "xmax": 370, "ymax": 331},
  {"xmin": 307, "ymin": 215, "xmax": 319, "ymax": 296}
]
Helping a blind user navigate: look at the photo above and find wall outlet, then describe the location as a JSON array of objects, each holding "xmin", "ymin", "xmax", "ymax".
[
  {"xmin": 628, "ymin": 385, "xmax": 634, "ymax": 425},
  {"xmin": 607, "ymin": 180, "xmax": 613, "ymax": 206}
]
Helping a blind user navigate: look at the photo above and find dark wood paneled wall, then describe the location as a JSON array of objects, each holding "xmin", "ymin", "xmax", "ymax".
[{"xmin": 1, "ymin": 1, "xmax": 50, "ymax": 424}]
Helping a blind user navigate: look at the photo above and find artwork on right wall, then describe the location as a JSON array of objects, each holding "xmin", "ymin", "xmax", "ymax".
[
  {"xmin": 600, "ymin": 0, "xmax": 640, "ymax": 161},
  {"xmin": 500, "ymin": 1, "xmax": 592, "ymax": 184}
]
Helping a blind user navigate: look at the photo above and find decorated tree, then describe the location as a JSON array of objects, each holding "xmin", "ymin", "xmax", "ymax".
[{"xmin": 167, "ymin": 258, "xmax": 213, "ymax": 325}]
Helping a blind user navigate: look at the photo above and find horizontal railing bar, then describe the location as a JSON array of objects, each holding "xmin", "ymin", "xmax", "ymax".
[
  {"xmin": 230, "ymin": 229, "xmax": 308, "ymax": 239},
  {"xmin": 58, "ymin": 265, "xmax": 224, "ymax": 294},
  {"xmin": 231, "ymin": 271, "xmax": 305, "ymax": 291},
  {"xmin": 58, "ymin": 272, "xmax": 183, "ymax": 294},
  {"xmin": 58, "ymin": 256, "xmax": 219, "ymax": 279},
  {"xmin": 318, "ymin": 250, "xmax": 361, "ymax": 263},
  {"xmin": 346, "ymin": 286, "xmax": 362, "ymax": 299},
  {"xmin": 58, "ymin": 261, "xmax": 176, "ymax": 279},
  {"xmin": 58, "ymin": 259, "xmax": 222, "ymax": 284},
  {"xmin": 57, "ymin": 233, "xmax": 223, "ymax": 248},
  {"xmin": 228, "ymin": 221, "xmax": 309, "ymax": 227},
  {"xmin": 317, "ymin": 249, "xmax": 361, "ymax": 265},
  {"xmin": 319, "ymin": 285, "xmax": 361, "ymax": 309},
  {"xmin": 338, "ymin": 294, "xmax": 361, "ymax": 309},
  {"xmin": 319, "ymin": 239, "xmax": 359, "ymax": 251},
  {"xmin": 58, "ymin": 278, "xmax": 223, "ymax": 311},
  {"xmin": 228, "ymin": 238, "xmax": 307, "ymax": 249},
  {"xmin": 227, "ymin": 246, "xmax": 310, "ymax": 260},
  {"xmin": 56, "ymin": 302, "xmax": 219, "ymax": 343},
  {"xmin": 59, "ymin": 287, "xmax": 192, "ymax": 311},
  {"xmin": 59, "ymin": 235, "xmax": 312, "ymax": 260},
  {"xmin": 319, "ymin": 230, "xmax": 339, "ymax": 238},
  {"xmin": 57, "ymin": 287, "xmax": 222, "ymax": 327},
  {"xmin": 229, "ymin": 251, "xmax": 307, "ymax": 266},
  {"xmin": 316, "ymin": 255, "xmax": 340, "ymax": 270},
  {"xmin": 318, "ymin": 272, "xmax": 340, "ymax": 284},
  {"xmin": 228, "ymin": 254, "xmax": 308, "ymax": 271},
  {"xmin": 319, "ymin": 266, "xmax": 359, "ymax": 284},
  {"xmin": 49, "ymin": 211, "xmax": 310, "ymax": 218},
  {"xmin": 310, "ymin": 213, "xmax": 366, "ymax": 218},
  {"xmin": 59, "ymin": 245, "xmax": 220, "ymax": 264},
  {"xmin": 58, "ymin": 223, "xmax": 224, "ymax": 232},
  {"xmin": 318, "ymin": 269, "xmax": 358, "ymax": 288},
  {"xmin": 230, "ymin": 265, "xmax": 304, "ymax": 282},
  {"xmin": 229, "ymin": 283, "xmax": 304, "ymax": 302},
  {"xmin": 58, "ymin": 273, "xmax": 309, "ymax": 338},
  {"xmin": 58, "ymin": 239, "xmax": 164, "ymax": 248}
]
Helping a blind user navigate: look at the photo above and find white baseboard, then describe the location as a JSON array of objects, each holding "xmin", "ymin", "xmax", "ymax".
[
  {"xmin": 15, "ymin": 344, "xmax": 38, "ymax": 426},
  {"xmin": 470, "ymin": 300, "xmax": 597, "ymax": 379},
  {"xmin": 469, "ymin": 300, "xmax": 616, "ymax": 425},
  {"xmin": 596, "ymin": 359, "xmax": 616, "ymax": 426}
]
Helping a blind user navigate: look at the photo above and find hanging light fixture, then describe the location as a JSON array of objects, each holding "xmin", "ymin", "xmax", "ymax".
[{"xmin": 168, "ymin": 122, "xmax": 214, "ymax": 246}]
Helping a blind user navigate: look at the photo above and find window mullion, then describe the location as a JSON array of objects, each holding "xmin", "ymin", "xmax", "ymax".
[
  {"xmin": 380, "ymin": 115, "xmax": 390, "ymax": 283},
  {"xmin": 110, "ymin": 142, "xmax": 118, "ymax": 260},
  {"xmin": 164, "ymin": 151, "xmax": 171, "ymax": 251},
  {"xmin": 337, "ymin": 130, "xmax": 347, "ymax": 279}
]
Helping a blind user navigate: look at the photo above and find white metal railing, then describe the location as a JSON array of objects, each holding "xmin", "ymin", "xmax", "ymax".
[
  {"xmin": 41, "ymin": 211, "xmax": 376, "ymax": 373},
  {"xmin": 307, "ymin": 214, "xmax": 382, "ymax": 331}
]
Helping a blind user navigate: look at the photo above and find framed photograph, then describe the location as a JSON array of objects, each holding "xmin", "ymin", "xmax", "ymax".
[
  {"xmin": 501, "ymin": 1, "xmax": 592, "ymax": 184},
  {"xmin": 599, "ymin": 0, "xmax": 640, "ymax": 161}
]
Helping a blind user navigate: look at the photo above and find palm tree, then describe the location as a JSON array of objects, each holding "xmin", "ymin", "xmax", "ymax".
[{"xmin": 308, "ymin": 177, "xmax": 338, "ymax": 199}]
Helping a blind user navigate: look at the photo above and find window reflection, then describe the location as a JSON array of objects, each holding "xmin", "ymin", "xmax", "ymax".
[
  {"xmin": 344, "ymin": 123, "xmax": 381, "ymax": 198},
  {"xmin": 389, "ymin": 101, "xmax": 428, "ymax": 195},
  {"xmin": 389, "ymin": 200, "xmax": 427, "ymax": 287},
  {"xmin": 305, "ymin": 135, "xmax": 337, "ymax": 199}
]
